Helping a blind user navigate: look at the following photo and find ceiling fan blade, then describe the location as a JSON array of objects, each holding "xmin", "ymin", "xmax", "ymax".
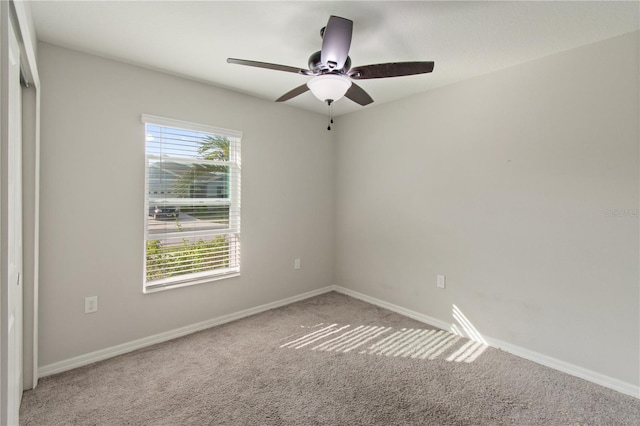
[
  {"xmin": 349, "ymin": 61, "xmax": 435, "ymax": 79},
  {"xmin": 344, "ymin": 82, "xmax": 374, "ymax": 106},
  {"xmin": 275, "ymin": 84, "xmax": 310, "ymax": 102},
  {"xmin": 320, "ymin": 16, "xmax": 353, "ymax": 70},
  {"xmin": 227, "ymin": 58, "xmax": 312, "ymax": 75}
]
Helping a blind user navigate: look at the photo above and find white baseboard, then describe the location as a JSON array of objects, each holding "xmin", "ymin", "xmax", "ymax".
[
  {"xmin": 333, "ymin": 285, "xmax": 452, "ymax": 331},
  {"xmin": 39, "ymin": 284, "xmax": 639, "ymax": 399},
  {"xmin": 332, "ymin": 285, "xmax": 640, "ymax": 399},
  {"xmin": 38, "ymin": 286, "xmax": 334, "ymax": 378}
]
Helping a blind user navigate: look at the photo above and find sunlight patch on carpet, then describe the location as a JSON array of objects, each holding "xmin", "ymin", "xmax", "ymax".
[{"xmin": 280, "ymin": 324, "xmax": 488, "ymax": 363}]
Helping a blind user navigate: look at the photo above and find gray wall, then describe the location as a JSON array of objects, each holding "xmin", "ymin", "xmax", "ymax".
[
  {"xmin": 38, "ymin": 43, "xmax": 335, "ymax": 366},
  {"xmin": 335, "ymin": 32, "xmax": 639, "ymax": 386},
  {"xmin": 38, "ymin": 32, "xmax": 639, "ymax": 388}
]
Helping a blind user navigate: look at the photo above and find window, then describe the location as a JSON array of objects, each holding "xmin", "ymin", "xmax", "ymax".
[{"xmin": 142, "ymin": 114, "xmax": 241, "ymax": 292}]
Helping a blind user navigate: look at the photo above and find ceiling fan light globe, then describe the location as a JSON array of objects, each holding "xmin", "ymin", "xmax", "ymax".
[{"xmin": 307, "ymin": 74, "xmax": 352, "ymax": 102}]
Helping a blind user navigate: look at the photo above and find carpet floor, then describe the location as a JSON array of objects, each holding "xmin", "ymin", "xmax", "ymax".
[{"xmin": 20, "ymin": 292, "xmax": 639, "ymax": 425}]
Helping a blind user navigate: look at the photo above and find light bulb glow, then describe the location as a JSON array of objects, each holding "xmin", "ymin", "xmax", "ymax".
[{"xmin": 307, "ymin": 74, "xmax": 352, "ymax": 102}]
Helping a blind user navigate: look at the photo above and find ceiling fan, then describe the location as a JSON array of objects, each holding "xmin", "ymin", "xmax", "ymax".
[{"xmin": 227, "ymin": 15, "xmax": 434, "ymax": 118}]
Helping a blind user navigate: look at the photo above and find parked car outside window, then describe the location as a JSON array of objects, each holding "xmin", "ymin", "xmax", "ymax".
[{"xmin": 149, "ymin": 205, "xmax": 179, "ymax": 219}]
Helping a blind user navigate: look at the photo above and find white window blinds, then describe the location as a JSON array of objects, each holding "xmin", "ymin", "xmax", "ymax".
[{"xmin": 142, "ymin": 114, "xmax": 241, "ymax": 292}]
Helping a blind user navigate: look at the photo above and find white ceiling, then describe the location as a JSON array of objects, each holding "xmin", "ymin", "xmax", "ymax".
[{"xmin": 29, "ymin": 1, "xmax": 640, "ymax": 117}]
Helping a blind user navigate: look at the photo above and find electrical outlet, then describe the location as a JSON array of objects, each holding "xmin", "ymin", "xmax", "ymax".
[
  {"xmin": 294, "ymin": 258, "xmax": 301, "ymax": 270},
  {"xmin": 85, "ymin": 296, "xmax": 98, "ymax": 313},
  {"xmin": 437, "ymin": 275, "xmax": 446, "ymax": 289}
]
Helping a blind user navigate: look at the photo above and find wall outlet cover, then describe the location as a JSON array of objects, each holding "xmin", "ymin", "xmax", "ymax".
[{"xmin": 85, "ymin": 296, "xmax": 98, "ymax": 313}]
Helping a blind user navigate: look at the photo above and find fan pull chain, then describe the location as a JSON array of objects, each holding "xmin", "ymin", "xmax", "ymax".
[{"xmin": 327, "ymin": 100, "xmax": 334, "ymax": 131}]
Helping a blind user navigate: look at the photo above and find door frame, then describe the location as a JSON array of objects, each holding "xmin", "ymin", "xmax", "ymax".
[
  {"xmin": 13, "ymin": 0, "xmax": 41, "ymax": 393},
  {"xmin": 1, "ymin": 1, "xmax": 41, "ymax": 422},
  {"xmin": 0, "ymin": 3, "xmax": 23, "ymax": 422}
]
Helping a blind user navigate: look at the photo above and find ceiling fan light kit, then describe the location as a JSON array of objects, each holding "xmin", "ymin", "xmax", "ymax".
[
  {"xmin": 228, "ymin": 15, "xmax": 434, "ymax": 129},
  {"xmin": 307, "ymin": 74, "xmax": 352, "ymax": 102}
]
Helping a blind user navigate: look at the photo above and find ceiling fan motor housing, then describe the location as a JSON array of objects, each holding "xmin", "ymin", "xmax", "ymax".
[{"xmin": 308, "ymin": 51, "xmax": 351, "ymax": 74}]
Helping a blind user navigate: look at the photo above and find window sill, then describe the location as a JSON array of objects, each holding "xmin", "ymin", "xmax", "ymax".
[{"xmin": 144, "ymin": 271, "xmax": 240, "ymax": 294}]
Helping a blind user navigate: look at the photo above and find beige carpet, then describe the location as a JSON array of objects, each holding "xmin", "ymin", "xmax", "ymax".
[{"xmin": 20, "ymin": 292, "xmax": 639, "ymax": 425}]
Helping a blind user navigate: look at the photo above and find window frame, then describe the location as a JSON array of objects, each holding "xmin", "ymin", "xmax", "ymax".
[{"xmin": 141, "ymin": 114, "xmax": 242, "ymax": 293}]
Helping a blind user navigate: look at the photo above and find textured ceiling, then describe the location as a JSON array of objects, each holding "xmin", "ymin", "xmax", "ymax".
[{"xmin": 29, "ymin": 1, "xmax": 640, "ymax": 116}]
